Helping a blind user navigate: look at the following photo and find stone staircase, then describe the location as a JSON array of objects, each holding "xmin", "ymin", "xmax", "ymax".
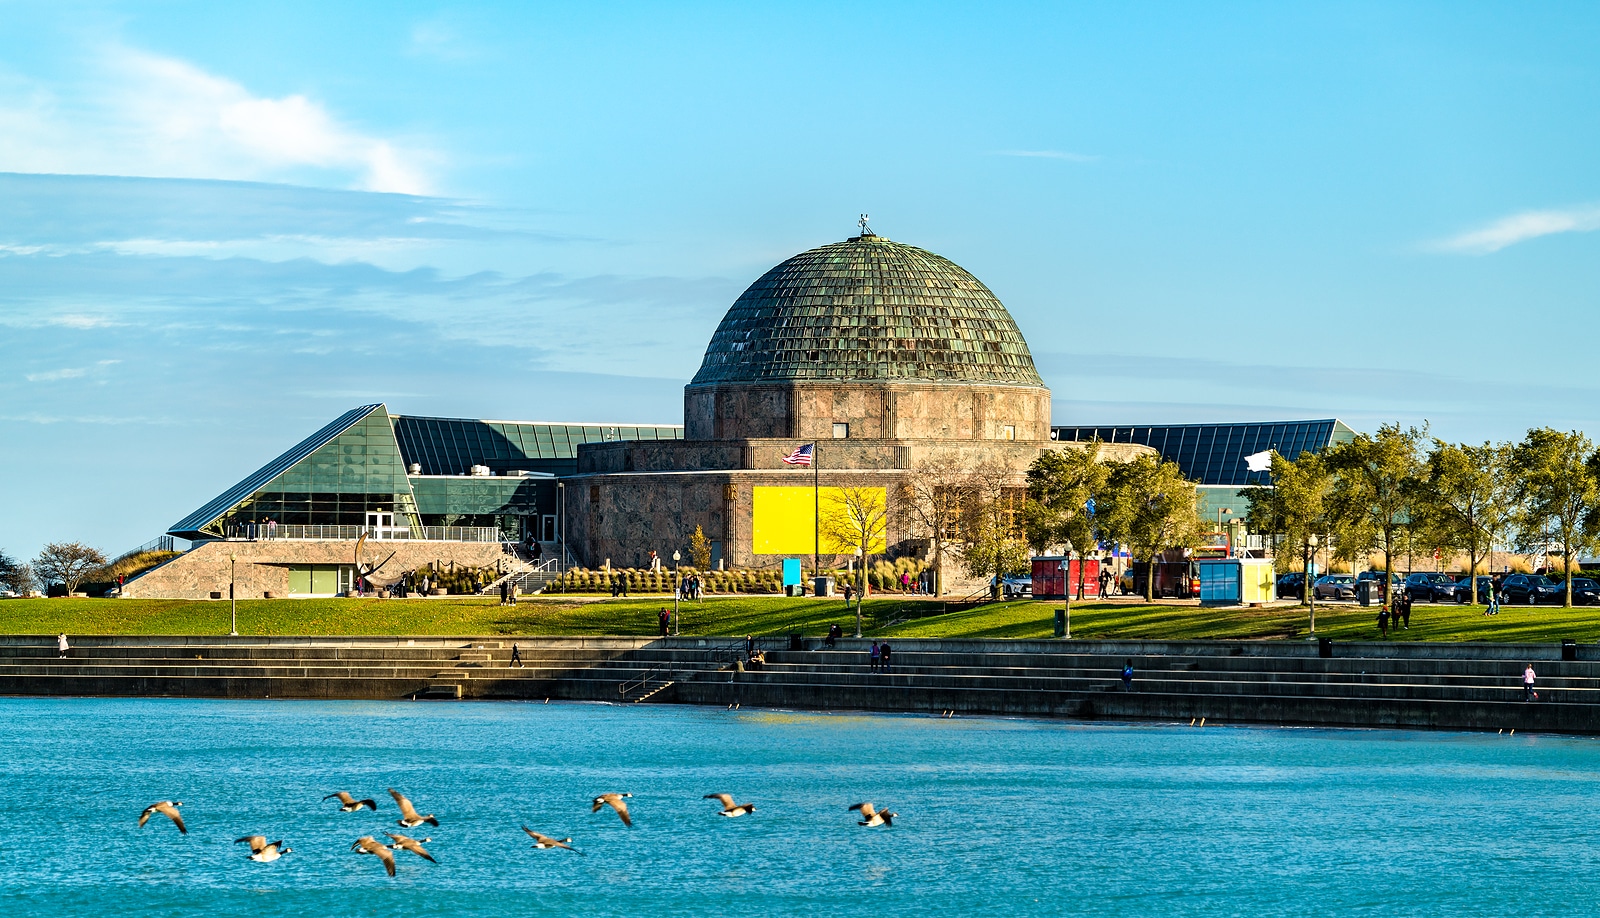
[{"xmin": 4, "ymin": 635, "xmax": 1600, "ymax": 733}]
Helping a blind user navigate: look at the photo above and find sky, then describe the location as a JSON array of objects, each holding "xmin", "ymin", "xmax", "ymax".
[{"xmin": 2, "ymin": 1, "xmax": 1599, "ymax": 560}]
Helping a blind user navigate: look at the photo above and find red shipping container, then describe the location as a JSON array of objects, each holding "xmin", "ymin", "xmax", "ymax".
[{"xmin": 1031, "ymin": 556, "xmax": 1101, "ymax": 599}]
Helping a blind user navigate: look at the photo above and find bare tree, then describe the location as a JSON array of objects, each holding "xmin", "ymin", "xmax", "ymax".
[
  {"xmin": 33, "ymin": 541, "xmax": 109, "ymax": 593},
  {"xmin": 893, "ymin": 462, "xmax": 981, "ymax": 597}
]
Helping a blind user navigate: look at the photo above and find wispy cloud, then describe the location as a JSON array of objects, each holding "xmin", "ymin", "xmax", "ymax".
[
  {"xmin": 24, "ymin": 367, "xmax": 86, "ymax": 382},
  {"xmin": 0, "ymin": 47, "xmax": 434, "ymax": 194},
  {"xmin": 1432, "ymin": 204, "xmax": 1600, "ymax": 254},
  {"xmin": 993, "ymin": 149, "xmax": 1099, "ymax": 163}
]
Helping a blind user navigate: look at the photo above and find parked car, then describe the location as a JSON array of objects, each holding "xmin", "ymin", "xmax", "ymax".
[
  {"xmin": 1497, "ymin": 573, "xmax": 1562, "ymax": 605},
  {"xmin": 1276, "ymin": 572, "xmax": 1307, "ymax": 600},
  {"xmin": 1543, "ymin": 577, "xmax": 1600, "ymax": 606},
  {"xmin": 1313, "ymin": 574, "xmax": 1358, "ymax": 601},
  {"xmin": 1355, "ymin": 570, "xmax": 1404, "ymax": 595},
  {"xmin": 1000, "ymin": 575, "xmax": 1032, "ymax": 598},
  {"xmin": 1404, "ymin": 572, "xmax": 1459, "ymax": 603},
  {"xmin": 1454, "ymin": 576, "xmax": 1496, "ymax": 604}
]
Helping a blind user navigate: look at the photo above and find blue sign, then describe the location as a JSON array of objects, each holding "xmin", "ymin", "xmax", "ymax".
[{"xmin": 782, "ymin": 558, "xmax": 802, "ymax": 587}]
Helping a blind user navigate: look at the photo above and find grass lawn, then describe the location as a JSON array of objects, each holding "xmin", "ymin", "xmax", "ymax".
[{"xmin": 3, "ymin": 595, "xmax": 1598, "ymax": 644}]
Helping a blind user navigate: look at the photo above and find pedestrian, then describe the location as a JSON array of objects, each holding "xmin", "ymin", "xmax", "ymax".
[
  {"xmin": 509, "ymin": 584, "xmax": 518, "ymax": 605},
  {"xmin": 57, "ymin": 633, "xmax": 69, "ymax": 659},
  {"xmin": 900, "ymin": 571, "xmax": 911, "ymax": 592},
  {"xmin": 1377, "ymin": 605, "xmax": 1389, "ymax": 638},
  {"xmin": 1121, "ymin": 658, "xmax": 1134, "ymax": 692},
  {"xmin": 510, "ymin": 643, "xmax": 523, "ymax": 668},
  {"xmin": 826, "ymin": 623, "xmax": 840, "ymax": 648},
  {"xmin": 1523, "ymin": 663, "xmax": 1538, "ymax": 702},
  {"xmin": 1485, "ymin": 588, "xmax": 1499, "ymax": 616},
  {"xmin": 658, "ymin": 608, "xmax": 670, "ymax": 636},
  {"xmin": 842, "ymin": 583, "xmax": 854, "ymax": 605},
  {"xmin": 870, "ymin": 641, "xmax": 881, "ymax": 672},
  {"xmin": 499, "ymin": 582, "xmax": 508, "ymax": 606},
  {"xmin": 880, "ymin": 641, "xmax": 892, "ymax": 674},
  {"xmin": 745, "ymin": 634, "xmax": 755, "ymax": 658},
  {"xmin": 1099, "ymin": 568, "xmax": 1111, "ymax": 599},
  {"xmin": 1398, "ymin": 590, "xmax": 1412, "ymax": 629}
]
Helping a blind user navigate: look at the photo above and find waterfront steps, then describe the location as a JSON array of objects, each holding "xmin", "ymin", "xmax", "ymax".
[{"xmin": 2, "ymin": 635, "xmax": 1600, "ymax": 733}]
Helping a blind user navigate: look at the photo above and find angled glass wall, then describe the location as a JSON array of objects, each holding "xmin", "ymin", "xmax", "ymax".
[
  {"xmin": 392, "ymin": 416, "xmax": 682, "ymax": 476},
  {"xmin": 1053, "ymin": 420, "xmax": 1358, "ymax": 486}
]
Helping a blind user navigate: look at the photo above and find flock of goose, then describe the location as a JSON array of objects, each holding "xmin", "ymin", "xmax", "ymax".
[{"xmin": 137, "ymin": 787, "xmax": 895, "ymax": 877}]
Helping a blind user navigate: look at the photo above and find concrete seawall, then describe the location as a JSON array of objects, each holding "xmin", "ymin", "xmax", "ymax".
[{"xmin": 1, "ymin": 634, "xmax": 1596, "ymax": 734}]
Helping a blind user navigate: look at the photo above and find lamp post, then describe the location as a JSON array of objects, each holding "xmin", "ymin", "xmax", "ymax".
[
  {"xmin": 1306, "ymin": 534, "xmax": 1319, "ymax": 636},
  {"xmin": 1059, "ymin": 559, "xmax": 1071, "ymax": 639},
  {"xmin": 556, "ymin": 481, "xmax": 565, "ymax": 572},
  {"xmin": 853, "ymin": 548, "xmax": 863, "ymax": 638},
  {"xmin": 672, "ymin": 550, "xmax": 681, "ymax": 635},
  {"xmin": 228, "ymin": 552, "xmax": 238, "ymax": 637}
]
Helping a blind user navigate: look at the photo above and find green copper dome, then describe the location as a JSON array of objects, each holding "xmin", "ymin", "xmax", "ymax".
[{"xmin": 690, "ymin": 233, "xmax": 1045, "ymax": 386}]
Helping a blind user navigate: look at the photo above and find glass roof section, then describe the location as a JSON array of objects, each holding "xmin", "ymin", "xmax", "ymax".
[
  {"xmin": 392, "ymin": 416, "xmax": 683, "ymax": 476},
  {"xmin": 1053, "ymin": 420, "xmax": 1357, "ymax": 486}
]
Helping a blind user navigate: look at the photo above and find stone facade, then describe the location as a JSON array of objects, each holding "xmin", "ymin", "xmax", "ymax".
[
  {"xmin": 121, "ymin": 538, "xmax": 512, "ymax": 600},
  {"xmin": 683, "ymin": 381, "xmax": 1051, "ymax": 442}
]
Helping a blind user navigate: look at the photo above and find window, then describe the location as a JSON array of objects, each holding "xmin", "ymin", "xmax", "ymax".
[
  {"xmin": 1003, "ymin": 425, "xmax": 1016, "ymax": 440},
  {"xmin": 833, "ymin": 422, "xmax": 849, "ymax": 439}
]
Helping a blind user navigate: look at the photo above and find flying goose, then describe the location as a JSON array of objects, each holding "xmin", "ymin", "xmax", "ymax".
[
  {"xmin": 324, "ymin": 791, "xmax": 379, "ymax": 812},
  {"xmin": 351, "ymin": 836, "xmax": 397, "ymax": 877},
  {"xmin": 235, "ymin": 836, "xmax": 292, "ymax": 862},
  {"xmin": 523, "ymin": 826, "xmax": 585, "ymax": 855},
  {"xmin": 703, "ymin": 793, "xmax": 756, "ymax": 817},
  {"xmin": 384, "ymin": 832, "xmax": 437, "ymax": 863},
  {"xmin": 591, "ymin": 793, "xmax": 633, "ymax": 826},
  {"xmin": 849, "ymin": 802, "xmax": 896, "ymax": 827},
  {"xmin": 139, "ymin": 801, "xmax": 186, "ymax": 834},
  {"xmin": 388, "ymin": 788, "xmax": 439, "ymax": 828}
]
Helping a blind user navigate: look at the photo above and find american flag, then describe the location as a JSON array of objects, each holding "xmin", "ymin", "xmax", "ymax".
[{"xmin": 781, "ymin": 443, "xmax": 814, "ymax": 466}]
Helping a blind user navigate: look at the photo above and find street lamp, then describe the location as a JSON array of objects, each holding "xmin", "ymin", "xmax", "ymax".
[
  {"xmin": 1059, "ymin": 559, "xmax": 1071, "ymax": 639},
  {"xmin": 229, "ymin": 552, "xmax": 238, "ymax": 637},
  {"xmin": 1306, "ymin": 534, "xmax": 1319, "ymax": 636},
  {"xmin": 672, "ymin": 550, "xmax": 681, "ymax": 635},
  {"xmin": 556, "ymin": 481, "xmax": 565, "ymax": 572},
  {"xmin": 853, "ymin": 548, "xmax": 864, "ymax": 638}
]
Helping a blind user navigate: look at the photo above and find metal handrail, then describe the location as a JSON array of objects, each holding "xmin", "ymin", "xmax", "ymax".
[{"xmin": 620, "ymin": 659, "xmax": 676, "ymax": 696}]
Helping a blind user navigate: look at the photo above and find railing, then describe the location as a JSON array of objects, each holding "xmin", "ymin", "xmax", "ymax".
[
  {"xmin": 224, "ymin": 524, "xmax": 501, "ymax": 542},
  {"xmin": 620, "ymin": 659, "xmax": 676, "ymax": 697}
]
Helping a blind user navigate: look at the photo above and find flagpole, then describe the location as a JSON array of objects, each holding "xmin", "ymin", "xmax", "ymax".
[{"xmin": 813, "ymin": 442, "xmax": 819, "ymax": 582}]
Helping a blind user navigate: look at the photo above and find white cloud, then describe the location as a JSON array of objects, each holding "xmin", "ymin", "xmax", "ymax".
[
  {"xmin": 1433, "ymin": 205, "xmax": 1600, "ymax": 254},
  {"xmin": 993, "ymin": 149, "xmax": 1099, "ymax": 163},
  {"xmin": 25, "ymin": 367, "xmax": 86, "ymax": 382},
  {"xmin": 0, "ymin": 47, "xmax": 432, "ymax": 194}
]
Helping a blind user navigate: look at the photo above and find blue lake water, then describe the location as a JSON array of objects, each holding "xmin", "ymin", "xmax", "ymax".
[{"xmin": 0, "ymin": 697, "xmax": 1596, "ymax": 916}]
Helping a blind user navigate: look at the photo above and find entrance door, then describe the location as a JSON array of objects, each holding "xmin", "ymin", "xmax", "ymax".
[
  {"xmin": 542, "ymin": 514, "xmax": 557, "ymax": 542},
  {"xmin": 366, "ymin": 511, "xmax": 394, "ymax": 539}
]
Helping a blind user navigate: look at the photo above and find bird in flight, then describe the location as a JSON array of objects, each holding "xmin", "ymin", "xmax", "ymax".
[
  {"xmin": 388, "ymin": 788, "xmax": 439, "ymax": 828},
  {"xmin": 523, "ymin": 826, "xmax": 584, "ymax": 855},
  {"xmin": 849, "ymin": 802, "xmax": 896, "ymax": 827},
  {"xmin": 703, "ymin": 793, "xmax": 756, "ymax": 817},
  {"xmin": 324, "ymin": 791, "xmax": 379, "ymax": 812},
  {"xmin": 139, "ymin": 801, "xmax": 186, "ymax": 834},
  {"xmin": 235, "ymin": 836, "xmax": 292, "ymax": 862},
  {"xmin": 591, "ymin": 793, "xmax": 633, "ymax": 826},
  {"xmin": 385, "ymin": 832, "xmax": 437, "ymax": 864},
  {"xmin": 351, "ymin": 836, "xmax": 397, "ymax": 877}
]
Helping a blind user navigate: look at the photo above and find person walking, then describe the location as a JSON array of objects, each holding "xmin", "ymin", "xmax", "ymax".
[
  {"xmin": 1121, "ymin": 659, "xmax": 1134, "ymax": 692},
  {"xmin": 1523, "ymin": 663, "xmax": 1538, "ymax": 702},
  {"xmin": 57, "ymin": 633, "xmax": 69, "ymax": 659},
  {"xmin": 1377, "ymin": 604, "xmax": 1389, "ymax": 638},
  {"xmin": 869, "ymin": 641, "xmax": 881, "ymax": 672},
  {"xmin": 879, "ymin": 641, "xmax": 892, "ymax": 674},
  {"xmin": 510, "ymin": 643, "xmax": 523, "ymax": 668},
  {"xmin": 1099, "ymin": 568, "xmax": 1112, "ymax": 599},
  {"xmin": 1398, "ymin": 590, "xmax": 1411, "ymax": 629},
  {"xmin": 499, "ymin": 582, "xmax": 508, "ymax": 606},
  {"xmin": 658, "ymin": 608, "xmax": 670, "ymax": 637}
]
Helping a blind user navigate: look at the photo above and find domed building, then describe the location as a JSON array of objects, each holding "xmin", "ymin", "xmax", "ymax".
[{"xmin": 564, "ymin": 228, "xmax": 1129, "ymax": 574}]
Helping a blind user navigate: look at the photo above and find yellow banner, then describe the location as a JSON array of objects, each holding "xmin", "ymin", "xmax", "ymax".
[{"xmin": 751, "ymin": 486, "xmax": 887, "ymax": 555}]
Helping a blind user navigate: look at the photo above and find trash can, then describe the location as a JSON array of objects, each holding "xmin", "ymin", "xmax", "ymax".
[
  {"xmin": 813, "ymin": 576, "xmax": 834, "ymax": 598},
  {"xmin": 1318, "ymin": 637, "xmax": 1333, "ymax": 659},
  {"xmin": 784, "ymin": 583, "xmax": 803, "ymax": 597},
  {"xmin": 1563, "ymin": 639, "xmax": 1577, "ymax": 661},
  {"xmin": 1054, "ymin": 608, "xmax": 1067, "ymax": 638},
  {"xmin": 1357, "ymin": 581, "xmax": 1373, "ymax": 606}
]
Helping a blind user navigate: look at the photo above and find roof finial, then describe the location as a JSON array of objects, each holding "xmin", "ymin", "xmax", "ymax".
[{"xmin": 857, "ymin": 213, "xmax": 874, "ymax": 237}]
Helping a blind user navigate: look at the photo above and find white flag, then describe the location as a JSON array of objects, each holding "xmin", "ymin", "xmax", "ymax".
[{"xmin": 1244, "ymin": 450, "xmax": 1272, "ymax": 473}]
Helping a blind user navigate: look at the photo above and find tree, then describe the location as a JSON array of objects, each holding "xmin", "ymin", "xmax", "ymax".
[
  {"xmin": 0, "ymin": 549, "xmax": 21, "ymax": 593},
  {"xmin": 894, "ymin": 462, "xmax": 981, "ymax": 597},
  {"xmin": 960, "ymin": 472, "xmax": 1032, "ymax": 586},
  {"xmin": 688, "ymin": 525, "xmax": 712, "ymax": 570},
  {"xmin": 1414, "ymin": 441, "xmax": 1513, "ymax": 604},
  {"xmin": 33, "ymin": 542, "xmax": 108, "ymax": 593},
  {"xmin": 1323, "ymin": 424, "xmax": 1424, "ymax": 596},
  {"xmin": 1512, "ymin": 427, "xmax": 1600, "ymax": 607},
  {"xmin": 1025, "ymin": 442, "xmax": 1110, "ymax": 610},
  {"xmin": 819, "ymin": 486, "xmax": 889, "ymax": 599},
  {"xmin": 1098, "ymin": 454, "xmax": 1202, "ymax": 601},
  {"xmin": 1242, "ymin": 450, "xmax": 1331, "ymax": 624}
]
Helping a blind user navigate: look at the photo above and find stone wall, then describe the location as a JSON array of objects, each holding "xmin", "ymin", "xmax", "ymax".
[
  {"xmin": 121, "ymin": 538, "xmax": 512, "ymax": 600},
  {"xmin": 684, "ymin": 381, "xmax": 1052, "ymax": 441}
]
